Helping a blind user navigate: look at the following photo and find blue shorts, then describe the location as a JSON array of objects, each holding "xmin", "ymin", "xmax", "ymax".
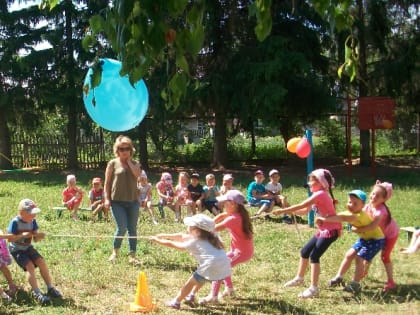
[
  {"xmin": 352, "ymin": 238, "xmax": 385, "ymax": 262},
  {"xmin": 11, "ymin": 246, "xmax": 43, "ymax": 271},
  {"xmin": 193, "ymin": 271, "xmax": 208, "ymax": 284},
  {"xmin": 249, "ymin": 198, "xmax": 272, "ymax": 207}
]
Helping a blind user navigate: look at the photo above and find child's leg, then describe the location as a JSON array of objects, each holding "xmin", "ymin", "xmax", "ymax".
[
  {"xmin": 173, "ymin": 275, "xmax": 203, "ymax": 303},
  {"xmin": 308, "ymin": 236, "xmax": 338, "ymax": 288},
  {"xmin": 34, "ymin": 257, "xmax": 53, "ymax": 288},
  {"xmin": 335, "ymin": 248, "xmax": 357, "ymax": 278},
  {"xmin": 25, "ymin": 261, "xmax": 41, "ymax": 291},
  {"xmin": 1, "ymin": 265, "xmax": 15, "ymax": 286},
  {"xmin": 382, "ymin": 236, "xmax": 398, "ymax": 284},
  {"xmin": 353, "ymin": 256, "xmax": 365, "ymax": 282}
]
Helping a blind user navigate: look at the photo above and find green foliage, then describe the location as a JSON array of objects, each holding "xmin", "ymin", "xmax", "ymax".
[{"xmin": 318, "ymin": 119, "xmax": 347, "ymax": 157}]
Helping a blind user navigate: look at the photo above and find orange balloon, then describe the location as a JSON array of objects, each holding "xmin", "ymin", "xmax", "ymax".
[
  {"xmin": 382, "ymin": 119, "xmax": 393, "ymax": 129},
  {"xmin": 287, "ymin": 137, "xmax": 301, "ymax": 153},
  {"xmin": 296, "ymin": 138, "xmax": 311, "ymax": 158}
]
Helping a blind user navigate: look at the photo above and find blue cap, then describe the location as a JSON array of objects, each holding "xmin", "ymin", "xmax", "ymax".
[{"xmin": 348, "ymin": 190, "xmax": 367, "ymax": 203}]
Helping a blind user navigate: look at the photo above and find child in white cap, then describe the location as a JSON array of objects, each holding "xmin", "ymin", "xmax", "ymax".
[{"xmin": 149, "ymin": 214, "xmax": 231, "ymax": 310}]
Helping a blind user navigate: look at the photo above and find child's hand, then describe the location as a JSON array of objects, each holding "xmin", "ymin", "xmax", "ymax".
[
  {"xmin": 271, "ymin": 209, "xmax": 282, "ymax": 216},
  {"xmin": 21, "ymin": 232, "xmax": 33, "ymax": 238},
  {"xmin": 351, "ymin": 226, "xmax": 360, "ymax": 233},
  {"xmin": 315, "ymin": 217, "xmax": 325, "ymax": 225},
  {"xmin": 33, "ymin": 233, "xmax": 46, "ymax": 242}
]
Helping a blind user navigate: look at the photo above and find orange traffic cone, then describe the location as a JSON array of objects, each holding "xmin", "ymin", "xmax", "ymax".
[{"xmin": 130, "ymin": 271, "xmax": 158, "ymax": 313}]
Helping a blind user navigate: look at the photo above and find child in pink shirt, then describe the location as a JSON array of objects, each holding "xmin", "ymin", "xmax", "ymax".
[
  {"xmin": 198, "ymin": 190, "xmax": 254, "ymax": 304},
  {"xmin": 352, "ymin": 180, "xmax": 399, "ymax": 292}
]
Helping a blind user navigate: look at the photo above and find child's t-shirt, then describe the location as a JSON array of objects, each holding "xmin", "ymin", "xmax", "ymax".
[
  {"xmin": 182, "ymin": 238, "xmax": 231, "ymax": 281},
  {"xmin": 266, "ymin": 182, "xmax": 282, "ymax": 194},
  {"xmin": 62, "ymin": 187, "xmax": 82, "ymax": 202},
  {"xmin": 365, "ymin": 204, "xmax": 399, "ymax": 238},
  {"xmin": 218, "ymin": 212, "xmax": 254, "ymax": 257},
  {"xmin": 312, "ymin": 190, "xmax": 342, "ymax": 238},
  {"xmin": 89, "ymin": 188, "xmax": 104, "ymax": 204},
  {"xmin": 340, "ymin": 210, "xmax": 384, "ymax": 240},
  {"xmin": 156, "ymin": 181, "xmax": 174, "ymax": 199},
  {"xmin": 247, "ymin": 181, "xmax": 266, "ymax": 201},
  {"xmin": 188, "ymin": 183, "xmax": 204, "ymax": 201},
  {"xmin": 138, "ymin": 183, "xmax": 152, "ymax": 202},
  {"xmin": 175, "ymin": 184, "xmax": 189, "ymax": 203},
  {"xmin": 7, "ymin": 216, "xmax": 38, "ymax": 253},
  {"xmin": 203, "ymin": 186, "xmax": 219, "ymax": 201}
]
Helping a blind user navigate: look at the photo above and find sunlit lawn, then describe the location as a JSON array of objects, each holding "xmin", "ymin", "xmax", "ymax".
[{"xmin": 0, "ymin": 164, "xmax": 419, "ymax": 314}]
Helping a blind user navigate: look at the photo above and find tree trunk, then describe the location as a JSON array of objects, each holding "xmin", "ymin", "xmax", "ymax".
[
  {"xmin": 65, "ymin": 0, "xmax": 78, "ymax": 169},
  {"xmin": 212, "ymin": 106, "xmax": 228, "ymax": 169},
  {"xmin": 138, "ymin": 118, "xmax": 149, "ymax": 170},
  {"xmin": 357, "ymin": 0, "xmax": 370, "ymax": 166},
  {"xmin": 0, "ymin": 109, "xmax": 12, "ymax": 169}
]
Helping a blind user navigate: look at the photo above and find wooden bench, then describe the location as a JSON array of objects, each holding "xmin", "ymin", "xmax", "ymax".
[
  {"xmin": 51, "ymin": 206, "xmax": 94, "ymax": 219},
  {"xmin": 400, "ymin": 227, "xmax": 418, "ymax": 241}
]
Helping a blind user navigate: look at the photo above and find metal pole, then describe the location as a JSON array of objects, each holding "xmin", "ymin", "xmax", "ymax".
[{"xmin": 306, "ymin": 129, "xmax": 314, "ymax": 227}]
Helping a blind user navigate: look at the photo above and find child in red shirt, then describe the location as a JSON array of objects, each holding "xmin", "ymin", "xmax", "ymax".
[
  {"xmin": 62, "ymin": 174, "xmax": 83, "ymax": 221},
  {"xmin": 89, "ymin": 177, "xmax": 108, "ymax": 222}
]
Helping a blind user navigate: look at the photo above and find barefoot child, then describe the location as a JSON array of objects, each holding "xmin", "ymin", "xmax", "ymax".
[
  {"xmin": 199, "ymin": 190, "xmax": 254, "ymax": 304},
  {"xmin": 7, "ymin": 199, "xmax": 62, "ymax": 305},
  {"xmin": 317, "ymin": 190, "xmax": 385, "ymax": 294},
  {"xmin": 149, "ymin": 214, "xmax": 231, "ymax": 310},
  {"xmin": 272, "ymin": 168, "xmax": 341, "ymax": 298},
  {"xmin": 62, "ymin": 174, "xmax": 83, "ymax": 221}
]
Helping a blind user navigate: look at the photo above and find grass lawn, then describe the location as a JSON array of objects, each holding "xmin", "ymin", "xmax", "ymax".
[{"xmin": 0, "ymin": 160, "xmax": 419, "ymax": 314}]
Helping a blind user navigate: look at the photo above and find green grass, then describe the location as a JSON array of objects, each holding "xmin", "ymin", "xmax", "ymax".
[{"xmin": 0, "ymin": 165, "xmax": 419, "ymax": 314}]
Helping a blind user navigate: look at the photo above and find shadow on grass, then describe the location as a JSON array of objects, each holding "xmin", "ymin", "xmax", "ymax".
[
  {"xmin": 184, "ymin": 297, "xmax": 313, "ymax": 315},
  {"xmin": 9, "ymin": 290, "xmax": 88, "ymax": 313},
  {"xmin": 340, "ymin": 283, "xmax": 420, "ymax": 304}
]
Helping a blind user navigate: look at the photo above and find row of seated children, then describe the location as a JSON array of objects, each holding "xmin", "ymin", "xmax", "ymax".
[
  {"xmin": 247, "ymin": 169, "xmax": 292, "ymax": 222},
  {"xmin": 154, "ymin": 171, "xmax": 236, "ymax": 222},
  {"xmin": 61, "ymin": 174, "xmax": 109, "ymax": 222}
]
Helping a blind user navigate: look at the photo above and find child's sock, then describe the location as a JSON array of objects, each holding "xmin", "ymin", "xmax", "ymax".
[
  {"xmin": 33, "ymin": 288, "xmax": 42, "ymax": 295},
  {"xmin": 46, "ymin": 284, "xmax": 53, "ymax": 290}
]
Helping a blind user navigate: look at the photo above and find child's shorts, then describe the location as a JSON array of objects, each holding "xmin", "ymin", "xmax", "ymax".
[
  {"xmin": 352, "ymin": 238, "xmax": 385, "ymax": 262},
  {"xmin": 11, "ymin": 246, "xmax": 43, "ymax": 271},
  {"xmin": 193, "ymin": 271, "xmax": 209, "ymax": 284},
  {"xmin": 248, "ymin": 198, "xmax": 272, "ymax": 207},
  {"xmin": 203, "ymin": 200, "xmax": 218, "ymax": 212}
]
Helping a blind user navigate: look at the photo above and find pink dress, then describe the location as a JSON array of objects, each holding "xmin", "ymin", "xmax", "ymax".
[{"xmin": 312, "ymin": 190, "xmax": 342, "ymax": 238}]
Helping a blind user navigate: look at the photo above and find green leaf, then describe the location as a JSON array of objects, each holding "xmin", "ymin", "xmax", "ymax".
[
  {"xmin": 187, "ymin": 25, "xmax": 204, "ymax": 55},
  {"xmin": 89, "ymin": 15, "xmax": 104, "ymax": 34},
  {"xmin": 168, "ymin": 0, "xmax": 189, "ymax": 16},
  {"xmin": 176, "ymin": 55, "xmax": 190, "ymax": 75},
  {"xmin": 82, "ymin": 35, "xmax": 96, "ymax": 50}
]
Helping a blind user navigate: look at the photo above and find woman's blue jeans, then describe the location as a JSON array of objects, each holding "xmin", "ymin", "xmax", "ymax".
[{"xmin": 110, "ymin": 200, "xmax": 139, "ymax": 254}]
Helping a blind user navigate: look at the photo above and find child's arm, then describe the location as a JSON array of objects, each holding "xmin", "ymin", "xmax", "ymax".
[
  {"xmin": 32, "ymin": 230, "xmax": 46, "ymax": 242},
  {"xmin": 352, "ymin": 215, "xmax": 381, "ymax": 233},
  {"xmin": 214, "ymin": 212, "xmax": 229, "ymax": 224},
  {"xmin": 149, "ymin": 234, "xmax": 190, "ymax": 250},
  {"xmin": 154, "ymin": 232, "xmax": 189, "ymax": 241},
  {"xmin": 272, "ymin": 195, "xmax": 316, "ymax": 215},
  {"xmin": 317, "ymin": 213, "xmax": 357, "ymax": 224}
]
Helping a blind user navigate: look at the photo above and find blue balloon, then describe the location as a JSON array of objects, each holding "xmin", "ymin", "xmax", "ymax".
[{"xmin": 83, "ymin": 58, "xmax": 149, "ymax": 132}]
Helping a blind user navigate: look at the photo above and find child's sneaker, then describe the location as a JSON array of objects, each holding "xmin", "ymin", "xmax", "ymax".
[
  {"xmin": 1, "ymin": 292, "xmax": 12, "ymax": 305},
  {"xmin": 165, "ymin": 299, "xmax": 180, "ymax": 310},
  {"xmin": 343, "ymin": 281, "xmax": 361, "ymax": 294},
  {"xmin": 184, "ymin": 294, "xmax": 196, "ymax": 305},
  {"xmin": 219, "ymin": 287, "xmax": 234, "ymax": 299},
  {"xmin": 198, "ymin": 294, "xmax": 218, "ymax": 305},
  {"xmin": 283, "ymin": 277, "xmax": 304, "ymax": 288},
  {"xmin": 383, "ymin": 280, "xmax": 396, "ymax": 292},
  {"xmin": 298, "ymin": 286, "xmax": 319, "ymax": 298},
  {"xmin": 47, "ymin": 287, "xmax": 62, "ymax": 298},
  {"xmin": 7, "ymin": 284, "xmax": 18, "ymax": 297},
  {"xmin": 328, "ymin": 276, "xmax": 344, "ymax": 287},
  {"xmin": 33, "ymin": 291, "xmax": 51, "ymax": 305}
]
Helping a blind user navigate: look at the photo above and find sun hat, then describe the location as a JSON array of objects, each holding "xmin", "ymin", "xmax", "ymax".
[
  {"xmin": 216, "ymin": 189, "xmax": 245, "ymax": 205},
  {"xmin": 18, "ymin": 199, "xmax": 41, "ymax": 214},
  {"xmin": 223, "ymin": 174, "xmax": 233, "ymax": 181},
  {"xmin": 184, "ymin": 213, "xmax": 215, "ymax": 233},
  {"xmin": 140, "ymin": 170, "xmax": 147, "ymax": 178},
  {"xmin": 191, "ymin": 173, "xmax": 200, "ymax": 179},
  {"xmin": 161, "ymin": 172, "xmax": 172, "ymax": 182},
  {"xmin": 254, "ymin": 170, "xmax": 264, "ymax": 176},
  {"xmin": 348, "ymin": 190, "xmax": 367, "ymax": 203},
  {"xmin": 92, "ymin": 177, "xmax": 102, "ymax": 184},
  {"xmin": 269, "ymin": 169, "xmax": 279, "ymax": 177}
]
